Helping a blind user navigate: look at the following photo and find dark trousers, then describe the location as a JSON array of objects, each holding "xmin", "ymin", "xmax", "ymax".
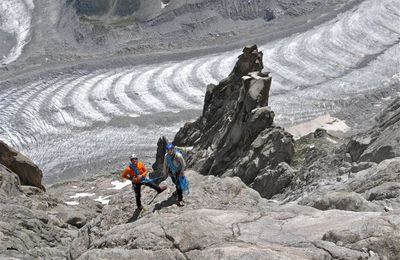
[
  {"xmin": 133, "ymin": 181, "xmax": 161, "ymax": 207},
  {"xmin": 171, "ymin": 174, "xmax": 183, "ymax": 202}
]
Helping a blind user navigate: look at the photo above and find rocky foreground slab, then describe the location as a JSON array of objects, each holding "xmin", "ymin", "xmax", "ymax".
[{"xmin": 1, "ymin": 163, "xmax": 399, "ymax": 259}]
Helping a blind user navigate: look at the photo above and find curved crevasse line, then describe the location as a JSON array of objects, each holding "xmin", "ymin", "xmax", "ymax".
[
  {"xmin": 59, "ymin": 74, "xmax": 100, "ymax": 127},
  {"xmin": 124, "ymin": 67, "xmax": 159, "ymax": 114},
  {"xmin": 0, "ymin": 82, "xmax": 43, "ymax": 112},
  {"xmin": 160, "ymin": 61, "xmax": 203, "ymax": 107},
  {"xmin": 0, "ymin": 0, "xmax": 34, "ymax": 64},
  {"xmin": 17, "ymin": 78, "xmax": 75, "ymax": 143},
  {"xmin": 153, "ymin": 63, "xmax": 199, "ymax": 111},
  {"xmin": 103, "ymin": 70, "xmax": 132, "ymax": 116},
  {"xmin": 271, "ymin": 42, "xmax": 400, "ymax": 126},
  {"xmin": 261, "ymin": 0, "xmax": 400, "ymax": 90},
  {"xmin": 37, "ymin": 76, "xmax": 86, "ymax": 128},
  {"xmin": 0, "ymin": 82, "xmax": 56, "ymax": 148},
  {"xmin": 129, "ymin": 67, "xmax": 168, "ymax": 112},
  {"xmin": 89, "ymin": 71, "xmax": 127, "ymax": 116},
  {"xmin": 195, "ymin": 56, "xmax": 221, "ymax": 86},
  {"xmin": 144, "ymin": 65, "xmax": 185, "ymax": 112},
  {"xmin": 113, "ymin": 70, "xmax": 145, "ymax": 115},
  {"xmin": 69, "ymin": 73, "xmax": 111, "ymax": 123},
  {"xmin": 170, "ymin": 59, "xmax": 206, "ymax": 104}
]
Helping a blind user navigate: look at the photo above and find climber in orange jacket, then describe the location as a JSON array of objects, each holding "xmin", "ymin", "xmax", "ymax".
[{"xmin": 122, "ymin": 153, "xmax": 166, "ymax": 210}]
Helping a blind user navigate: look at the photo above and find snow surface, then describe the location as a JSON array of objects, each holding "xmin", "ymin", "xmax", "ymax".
[
  {"xmin": 287, "ymin": 114, "xmax": 350, "ymax": 139},
  {"xmin": 70, "ymin": 193, "xmax": 96, "ymax": 199},
  {"xmin": 94, "ymin": 195, "xmax": 112, "ymax": 205},
  {"xmin": 108, "ymin": 180, "xmax": 131, "ymax": 190},
  {"xmin": 65, "ymin": 201, "xmax": 79, "ymax": 206}
]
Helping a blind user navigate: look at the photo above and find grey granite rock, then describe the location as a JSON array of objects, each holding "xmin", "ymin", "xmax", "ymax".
[{"xmin": 0, "ymin": 141, "xmax": 45, "ymax": 191}]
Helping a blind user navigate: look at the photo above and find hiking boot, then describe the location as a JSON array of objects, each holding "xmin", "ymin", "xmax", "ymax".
[
  {"xmin": 176, "ymin": 201, "xmax": 185, "ymax": 207},
  {"xmin": 158, "ymin": 185, "xmax": 167, "ymax": 194}
]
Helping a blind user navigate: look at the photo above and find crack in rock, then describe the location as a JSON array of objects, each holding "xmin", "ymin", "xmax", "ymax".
[{"xmin": 161, "ymin": 226, "xmax": 189, "ymax": 260}]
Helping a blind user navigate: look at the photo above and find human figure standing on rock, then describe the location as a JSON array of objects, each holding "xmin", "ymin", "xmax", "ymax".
[
  {"xmin": 163, "ymin": 144, "xmax": 188, "ymax": 207},
  {"xmin": 122, "ymin": 153, "xmax": 166, "ymax": 210}
]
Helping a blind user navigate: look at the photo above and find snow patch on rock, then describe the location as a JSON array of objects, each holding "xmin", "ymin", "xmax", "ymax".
[
  {"xmin": 70, "ymin": 192, "xmax": 96, "ymax": 199},
  {"xmin": 94, "ymin": 195, "xmax": 112, "ymax": 205},
  {"xmin": 287, "ymin": 114, "xmax": 350, "ymax": 139},
  {"xmin": 108, "ymin": 180, "xmax": 131, "ymax": 190},
  {"xmin": 65, "ymin": 201, "xmax": 79, "ymax": 206}
]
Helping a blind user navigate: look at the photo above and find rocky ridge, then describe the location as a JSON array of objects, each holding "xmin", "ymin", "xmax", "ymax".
[{"xmin": 172, "ymin": 45, "xmax": 295, "ymax": 199}]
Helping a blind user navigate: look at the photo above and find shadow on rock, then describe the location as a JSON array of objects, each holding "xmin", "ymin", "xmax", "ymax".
[
  {"xmin": 126, "ymin": 208, "xmax": 142, "ymax": 223},
  {"xmin": 153, "ymin": 195, "xmax": 176, "ymax": 212}
]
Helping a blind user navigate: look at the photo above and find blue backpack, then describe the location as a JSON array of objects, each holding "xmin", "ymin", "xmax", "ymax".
[
  {"xmin": 166, "ymin": 152, "xmax": 190, "ymax": 194},
  {"xmin": 179, "ymin": 175, "xmax": 190, "ymax": 195}
]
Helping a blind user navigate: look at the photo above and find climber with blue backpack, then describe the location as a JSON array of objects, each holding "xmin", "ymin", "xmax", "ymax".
[
  {"xmin": 122, "ymin": 153, "xmax": 167, "ymax": 210},
  {"xmin": 163, "ymin": 143, "xmax": 189, "ymax": 207}
]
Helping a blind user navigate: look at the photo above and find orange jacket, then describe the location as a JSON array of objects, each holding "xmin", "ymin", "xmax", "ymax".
[{"xmin": 122, "ymin": 161, "xmax": 148, "ymax": 184}]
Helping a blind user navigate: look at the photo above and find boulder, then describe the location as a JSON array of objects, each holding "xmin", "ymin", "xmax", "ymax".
[
  {"xmin": 252, "ymin": 162, "xmax": 295, "ymax": 199},
  {"xmin": 347, "ymin": 158, "xmax": 400, "ymax": 195},
  {"xmin": 65, "ymin": 213, "xmax": 87, "ymax": 229},
  {"xmin": 0, "ymin": 141, "xmax": 45, "ymax": 191},
  {"xmin": 299, "ymin": 191, "xmax": 377, "ymax": 212},
  {"xmin": 366, "ymin": 182, "xmax": 400, "ymax": 201}
]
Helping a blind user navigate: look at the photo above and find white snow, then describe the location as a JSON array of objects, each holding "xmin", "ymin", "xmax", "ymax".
[
  {"xmin": 94, "ymin": 195, "xmax": 112, "ymax": 205},
  {"xmin": 161, "ymin": 1, "xmax": 169, "ymax": 9},
  {"xmin": 287, "ymin": 114, "xmax": 350, "ymax": 139},
  {"xmin": 108, "ymin": 180, "xmax": 131, "ymax": 190},
  {"xmin": 326, "ymin": 137, "xmax": 338, "ymax": 144},
  {"xmin": 70, "ymin": 193, "xmax": 96, "ymax": 199},
  {"xmin": 65, "ymin": 201, "xmax": 79, "ymax": 206}
]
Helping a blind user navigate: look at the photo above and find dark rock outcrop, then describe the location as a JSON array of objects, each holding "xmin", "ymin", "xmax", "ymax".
[
  {"xmin": 347, "ymin": 97, "xmax": 400, "ymax": 163},
  {"xmin": 171, "ymin": 45, "xmax": 294, "ymax": 198},
  {"xmin": 0, "ymin": 141, "xmax": 45, "ymax": 191},
  {"xmin": 151, "ymin": 136, "xmax": 169, "ymax": 177}
]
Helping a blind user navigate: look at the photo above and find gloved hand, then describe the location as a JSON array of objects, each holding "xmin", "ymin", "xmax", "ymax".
[{"xmin": 132, "ymin": 175, "xmax": 143, "ymax": 184}]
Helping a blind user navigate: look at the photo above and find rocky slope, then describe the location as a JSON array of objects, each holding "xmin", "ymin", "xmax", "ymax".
[
  {"xmin": 0, "ymin": 164, "xmax": 75, "ymax": 259},
  {"xmin": 347, "ymin": 97, "xmax": 400, "ymax": 163},
  {"xmin": 1, "ymin": 161, "xmax": 399, "ymax": 259},
  {"xmin": 280, "ymin": 98, "xmax": 400, "ymax": 210},
  {"xmin": 67, "ymin": 170, "xmax": 400, "ymax": 260}
]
